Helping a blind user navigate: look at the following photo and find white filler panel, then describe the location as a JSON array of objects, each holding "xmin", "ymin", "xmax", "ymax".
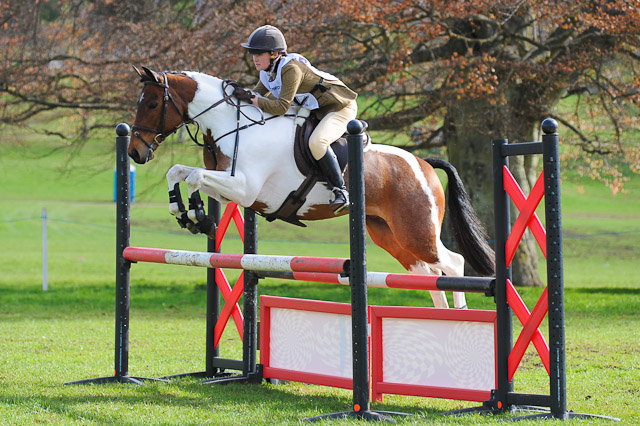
[
  {"xmin": 380, "ymin": 317, "xmax": 495, "ymax": 391},
  {"xmin": 268, "ymin": 306, "xmax": 353, "ymax": 379}
]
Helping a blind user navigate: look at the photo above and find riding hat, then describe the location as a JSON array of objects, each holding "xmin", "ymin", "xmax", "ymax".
[{"xmin": 241, "ymin": 25, "xmax": 287, "ymax": 54}]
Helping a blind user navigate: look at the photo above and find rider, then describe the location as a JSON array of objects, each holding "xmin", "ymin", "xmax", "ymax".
[{"xmin": 240, "ymin": 25, "xmax": 357, "ymax": 214}]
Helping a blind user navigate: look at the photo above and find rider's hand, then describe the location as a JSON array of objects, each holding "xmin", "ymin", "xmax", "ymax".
[{"xmin": 232, "ymin": 86, "xmax": 255, "ymax": 103}]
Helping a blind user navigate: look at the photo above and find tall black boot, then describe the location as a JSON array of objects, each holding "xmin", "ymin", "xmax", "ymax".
[{"xmin": 317, "ymin": 147, "xmax": 349, "ymax": 213}]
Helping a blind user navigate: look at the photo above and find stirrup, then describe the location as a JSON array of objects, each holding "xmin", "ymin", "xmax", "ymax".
[{"xmin": 330, "ymin": 188, "xmax": 349, "ymax": 213}]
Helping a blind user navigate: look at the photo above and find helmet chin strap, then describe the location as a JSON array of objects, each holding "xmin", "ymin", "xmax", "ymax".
[{"xmin": 266, "ymin": 51, "xmax": 280, "ymax": 73}]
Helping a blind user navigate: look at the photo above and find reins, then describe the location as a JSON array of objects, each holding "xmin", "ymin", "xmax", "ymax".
[
  {"xmin": 133, "ymin": 73, "xmax": 295, "ymax": 172},
  {"xmin": 187, "ymin": 79, "xmax": 269, "ymax": 147}
]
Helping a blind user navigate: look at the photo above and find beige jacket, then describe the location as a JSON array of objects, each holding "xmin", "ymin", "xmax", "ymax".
[{"xmin": 253, "ymin": 57, "xmax": 357, "ymax": 119}]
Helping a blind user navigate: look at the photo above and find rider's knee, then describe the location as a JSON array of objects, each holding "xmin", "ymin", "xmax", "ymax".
[{"xmin": 309, "ymin": 135, "xmax": 330, "ymax": 160}]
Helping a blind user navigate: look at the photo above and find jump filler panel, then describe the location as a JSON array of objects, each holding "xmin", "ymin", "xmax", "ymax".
[{"xmin": 260, "ymin": 296, "xmax": 497, "ymax": 402}]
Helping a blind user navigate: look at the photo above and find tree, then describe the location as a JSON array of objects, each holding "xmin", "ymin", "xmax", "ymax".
[
  {"xmin": 2, "ymin": 0, "xmax": 639, "ymax": 285},
  {"xmin": 285, "ymin": 0, "xmax": 640, "ymax": 285}
]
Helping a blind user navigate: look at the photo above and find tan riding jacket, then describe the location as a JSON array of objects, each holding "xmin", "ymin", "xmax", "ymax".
[{"xmin": 253, "ymin": 57, "xmax": 357, "ymax": 120}]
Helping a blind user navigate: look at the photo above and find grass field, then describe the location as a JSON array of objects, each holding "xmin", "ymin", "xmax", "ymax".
[{"xmin": 1, "ymin": 126, "xmax": 639, "ymax": 425}]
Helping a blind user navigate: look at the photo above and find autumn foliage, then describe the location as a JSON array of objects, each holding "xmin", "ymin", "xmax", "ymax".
[{"xmin": 1, "ymin": 0, "xmax": 639, "ymax": 193}]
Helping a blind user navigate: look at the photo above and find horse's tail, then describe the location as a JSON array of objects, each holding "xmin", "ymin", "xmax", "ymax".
[{"xmin": 425, "ymin": 158, "xmax": 496, "ymax": 277}]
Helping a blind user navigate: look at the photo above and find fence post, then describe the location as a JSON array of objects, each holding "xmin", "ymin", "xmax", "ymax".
[
  {"xmin": 206, "ymin": 197, "xmax": 221, "ymax": 377},
  {"xmin": 492, "ymin": 138, "xmax": 513, "ymax": 411},
  {"xmin": 242, "ymin": 208, "xmax": 259, "ymax": 378},
  {"xmin": 65, "ymin": 123, "xmax": 164, "ymax": 385},
  {"xmin": 347, "ymin": 120, "xmax": 370, "ymax": 418},
  {"xmin": 541, "ymin": 118, "xmax": 567, "ymax": 419},
  {"xmin": 114, "ymin": 123, "xmax": 132, "ymax": 381},
  {"xmin": 42, "ymin": 208, "xmax": 48, "ymax": 291}
]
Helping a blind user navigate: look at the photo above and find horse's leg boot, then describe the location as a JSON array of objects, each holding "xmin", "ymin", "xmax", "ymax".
[
  {"xmin": 188, "ymin": 191, "xmax": 217, "ymax": 239},
  {"xmin": 169, "ymin": 183, "xmax": 198, "ymax": 231},
  {"xmin": 317, "ymin": 148, "xmax": 349, "ymax": 213},
  {"xmin": 188, "ymin": 191, "xmax": 206, "ymax": 222}
]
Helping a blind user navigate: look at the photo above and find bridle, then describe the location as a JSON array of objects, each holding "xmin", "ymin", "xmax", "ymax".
[
  {"xmin": 131, "ymin": 72, "xmax": 244, "ymax": 160},
  {"xmin": 131, "ymin": 72, "xmax": 188, "ymax": 157},
  {"xmin": 131, "ymin": 72, "xmax": 292, "ymax": 173}
]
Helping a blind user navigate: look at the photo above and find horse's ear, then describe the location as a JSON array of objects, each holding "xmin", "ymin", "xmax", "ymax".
[
  {"xmin": 141, "ymin": 66, "xmax": 161, "ymax": 83},
  {"xmin": 132, "ymin": 65, "xmax": 143, "ymax": 79},
  {"xmin": 132, "ymin": 65, "xmax": 155, "ymax": 83}
]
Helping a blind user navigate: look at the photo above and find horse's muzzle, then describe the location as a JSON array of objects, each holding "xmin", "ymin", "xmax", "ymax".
[{"xmin": 129, "ymin": 147, "xmax": 153, "ymax": 164}]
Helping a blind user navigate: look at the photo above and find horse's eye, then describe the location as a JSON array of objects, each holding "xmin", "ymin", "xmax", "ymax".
[{"xmin": 148, "ymin": 101, "xmax": 158, "ymax": 109}]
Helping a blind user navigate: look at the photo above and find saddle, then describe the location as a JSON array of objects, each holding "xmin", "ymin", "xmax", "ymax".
[
  {"xmin": 262, "ymin": 112, "xmax": 369, "ymax": 227},
  {"xmin": 292, "ymin": 113, "xmax": 349, "ymax": 179}
]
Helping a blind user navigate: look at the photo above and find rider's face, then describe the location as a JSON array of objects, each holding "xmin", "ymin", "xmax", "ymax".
[{"xmin": 252, "ymin": 52, "xmax": 274, "ymax": 72}]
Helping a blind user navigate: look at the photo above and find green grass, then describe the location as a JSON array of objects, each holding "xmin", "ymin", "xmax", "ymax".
[{"xmin": 1, "ymin": 127, "xmax": 639, "ymax": 425}]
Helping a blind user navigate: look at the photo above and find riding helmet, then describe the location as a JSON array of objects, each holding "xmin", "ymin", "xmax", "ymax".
[{"xmin": 241, "ymin": 25, "xmax": 287, "ymax": 54}]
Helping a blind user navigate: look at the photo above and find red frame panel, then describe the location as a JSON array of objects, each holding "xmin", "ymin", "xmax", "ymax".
[
  {"xmin": 370, "ymin": 306, "xmax": 497, "ymax": 403},
  {"xmin": 260, "ymin": 295, "xmax": 355, "ymax": 390},
  {"xmin": 503, "ymin": 166, "xmax": 547, "ymax": 267}
]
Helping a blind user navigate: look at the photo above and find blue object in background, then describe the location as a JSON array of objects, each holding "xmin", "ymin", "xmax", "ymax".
[{"xmin": 114, "ymin": 164, "xmax": 136, "ymax": 202}]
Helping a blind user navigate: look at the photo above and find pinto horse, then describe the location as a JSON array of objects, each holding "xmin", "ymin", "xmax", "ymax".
[{"xmin": 129, "ymin": 66, "xmax": 495, "ymax": 309}]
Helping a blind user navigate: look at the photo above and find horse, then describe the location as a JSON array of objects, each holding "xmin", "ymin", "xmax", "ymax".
[{"xmin": 129, "ymin": 66, "xmax": 495, "ymax": 309}]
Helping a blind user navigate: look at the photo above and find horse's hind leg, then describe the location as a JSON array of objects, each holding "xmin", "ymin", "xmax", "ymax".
[
  {"xmin": 366, "ymin": 216, "xmax": 450, "ymax": 308},
  {"xmin": 383, "ymin": 218, "xmax": 468, "ymax": 309},
  {"xmin": 432, "ymin": 240, "xmax": 468, "ymax": 309},
  {"xmin": 367, "ymin": 208, "xmax": 470, "ymax": 309}
]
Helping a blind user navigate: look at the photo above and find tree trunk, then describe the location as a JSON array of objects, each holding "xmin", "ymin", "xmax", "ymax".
[{"xmin": 443, "ymin": 98, "xmax": 543, "ymax": 287}]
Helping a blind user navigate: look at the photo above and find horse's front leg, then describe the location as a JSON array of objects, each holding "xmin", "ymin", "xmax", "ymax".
[
  {"xmin": 166, "ymin": 164, "xmax": 212, "ymax": 236},
  {"xmin": 185, "ymin": 167, "xmax": 255, "ymax": 211},
  {"xmin": 183, "ymin": 189, "xmax": 217, "ymax": 239},
  {"xmin": 182, "ymin": 168, "xmax": 256, "ymax": 239},
  {"xmin": 184, "ymin": 167, "xmax": 254, "ymax": 207}
]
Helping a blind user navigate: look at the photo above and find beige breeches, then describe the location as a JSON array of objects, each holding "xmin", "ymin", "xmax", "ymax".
[{"xmin": 309, "ymin": 99, "xmax": 358, "ymax": 160}]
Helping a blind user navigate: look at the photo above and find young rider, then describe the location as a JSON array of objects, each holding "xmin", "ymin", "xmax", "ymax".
[{"xmin": 240, "ymin": 25, "xmax": 358, "ymax": 213}]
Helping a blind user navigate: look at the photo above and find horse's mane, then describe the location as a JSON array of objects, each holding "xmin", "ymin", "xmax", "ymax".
[{"xmin": 138, "ymin": 70, "xmax": 188, "ymax": 84}]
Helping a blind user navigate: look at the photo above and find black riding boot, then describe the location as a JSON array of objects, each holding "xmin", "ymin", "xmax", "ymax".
[{"xmin": 317, "ymin": 147, "xmax": 349, "ymax": 213}]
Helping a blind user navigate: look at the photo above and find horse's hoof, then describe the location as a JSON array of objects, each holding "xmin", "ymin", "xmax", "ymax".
[
  {"xmin": 175, "ymin": 213, "xmax": 188, "ymax": 229},
  {"xmin": 196, "ymin": 216, "xmax": 217, "ymax": 239},
  {"xmin": 185, "ymin": 222, "xmax": 199, "ymax": 234}
]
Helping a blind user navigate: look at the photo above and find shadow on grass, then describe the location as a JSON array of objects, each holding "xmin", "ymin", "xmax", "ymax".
[
  {"xmin": 2, "ymin": 277, "xmax": 639, "ymax": 320},
  {"xmin": 0, "ymin": 280, "xmax": 354, "ymax": 318},
  {"xmin": 569, "ymin": 287, "xmax": 640, "ymax": 295},
  {"xmin": 5, "ymin": 380, "xmax": 446, "ymax": 425}
]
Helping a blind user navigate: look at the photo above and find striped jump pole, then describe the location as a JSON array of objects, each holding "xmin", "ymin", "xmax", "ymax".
[
  {"xmin": 258, "ymin": 270, "xmax": 494, "ymax": 295},
  {"xmin": 123, "ymin": 247, "xmax": 350, "ymax": 274}
]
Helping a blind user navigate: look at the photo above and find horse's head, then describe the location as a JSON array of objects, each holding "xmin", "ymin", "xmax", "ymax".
[{"xmin": 130, "ymin": 66, "xmax": 192, "ymax": 164}]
